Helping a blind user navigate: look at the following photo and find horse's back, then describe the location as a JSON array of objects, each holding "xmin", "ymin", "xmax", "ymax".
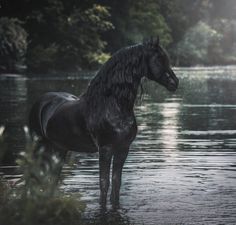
[
  {"xmin": 29, "ymin": 92, "xmax": 78, "ymax": 138},
  {"xmin": 29, "ymin": 92, "xmax": 98, "ymax": 153}
]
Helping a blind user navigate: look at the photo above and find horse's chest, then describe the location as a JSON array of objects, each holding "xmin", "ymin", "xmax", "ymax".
[
  {"xmin": 94, "ymin": 113, "xmax": 137, "ymax": 146},
  {"xmin": 110, "ymin": 116, "xmax": 134, "ymax": 133}
]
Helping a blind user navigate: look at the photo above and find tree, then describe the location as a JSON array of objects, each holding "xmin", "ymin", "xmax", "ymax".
[
  {"xmin": 0, "ymin": 17, "xmax": 28, "ymax": 73},
  {"xmin": 211, "ymin": 19, "xmax": 236, "ymax": 64},
  {"xmin": 24, "ymin": 1, "xmax": 113, "ymax": 72},
  {"xmin": 100, "ymin": 0, "xmax": 171, "ymax": 52},
  {"xmin": 1, "ymin": 0, "xmax": 236, "ymax": 68},
  {"xmin": 175, "ymin": 21, "xmax": 222, "ymax": 66},
  {"xmin": 0, "ymin": 0, "xmax": 113, "ymax": 72},
  {"xmin": 127, "ymin": 0, "xmax": 171, "ymax": 46},
  {"xmin": 26, "ymin": 2, "xmax": 113, "ymax": 72}
]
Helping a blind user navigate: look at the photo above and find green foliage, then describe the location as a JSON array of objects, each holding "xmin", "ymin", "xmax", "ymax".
[
  {"xmin": 174, "ymin": 21, "xmax": 222, "ymax": 66},
  {"xmin": 158, "ymin": 0, "xmax": 195, "ymax": 44},
  {"xmin": 56, "ymin": 4, "xmax": 113, "ymax": 70},
  {"xmin": 126, "ymin": 0, "xmax": 171, "ymax": 46},
  {"xmin": 0, "ymin": 141, "xmax": 85, "ymax": 225},
  {"xmin": 157, "ymin": 0, "xmax": 236, "ymax": 65},
  {"xmin": 0, "ymin": 17, "xmax": 28, "ymax": 73},
  {"xmin": 27, "ymin": 44, "xmax": 59, "ymax": 73},
  {"xmin": 211, "ymin": 19, "xmax": 236, "ymax": 64},
  {"xmin": 102, "ymin": 0, "xmax": 171, "ymax": 52},
  {"xmin": 1, "ymin": 0, "xmax": 236, "ymax": 70},
  {"xmin": 26, "ymin": 2, "xmax": 113, "ymax": 72}
]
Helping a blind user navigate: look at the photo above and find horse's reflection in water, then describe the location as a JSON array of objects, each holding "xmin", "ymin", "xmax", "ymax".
[{"xmin": 29, "ymin": 37, "xmax": 179, "ymax": 208}]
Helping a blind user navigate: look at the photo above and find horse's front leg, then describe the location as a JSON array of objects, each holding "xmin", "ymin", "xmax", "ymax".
[
  {"xmin": 110, "ymin": 148, "xmax": 129, "ymax": 206},
  {"xmin": 99, "ymin": 145, "xmax": 113, "ymax": 207}
]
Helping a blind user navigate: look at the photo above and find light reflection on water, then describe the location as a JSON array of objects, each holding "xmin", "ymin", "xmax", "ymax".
[{"xmin": 1, "ymin": 68, "xmax": 236, "ymax": 224}]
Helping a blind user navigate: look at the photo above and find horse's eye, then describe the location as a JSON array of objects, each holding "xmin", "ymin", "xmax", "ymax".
[
  {"xmin": 154, "ymin": 55, "xmax": 161, "ymax": 64},
  {"xmin": 166, "ymin": 73, "xmax": 171, "ymax": 78}
]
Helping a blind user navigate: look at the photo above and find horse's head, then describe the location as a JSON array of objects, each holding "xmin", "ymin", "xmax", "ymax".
[{"xmin": 144, "ymin": 37, "xmax": 179, "ymax": 92}]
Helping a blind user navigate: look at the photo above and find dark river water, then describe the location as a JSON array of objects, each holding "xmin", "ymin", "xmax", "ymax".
[{"xmin": 0, "ymin": 67, "xmax": 236, "ymax": 224}]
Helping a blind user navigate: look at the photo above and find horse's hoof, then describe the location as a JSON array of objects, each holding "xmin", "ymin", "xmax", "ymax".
[
  {"xmin": 110, "ymin": 196, "xmax": 120, "ymax": 209},
  {"xmin": 99, "ymin": 198, "xmax": 107, "ymax": 209},
  {"xmin": 112, "ymin": 202, "xmax": 120, "ymax": 210}
]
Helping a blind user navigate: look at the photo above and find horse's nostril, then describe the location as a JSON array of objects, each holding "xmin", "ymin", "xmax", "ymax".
[
  {"xmin": 167, "ymin": 73, "xmax": 172, "ymax": 79},
  {"xmin": 176, "ymin": 78, "xmax": 179, "ymax": 86},
  {"xmin": 170, "ymin": 78, "xmax": 176, "ymax": 85}
]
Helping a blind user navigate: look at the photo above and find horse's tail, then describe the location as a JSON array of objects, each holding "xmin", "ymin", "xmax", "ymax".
[
  {"xmin": 28, "ymin": 92, "xmax": 73, "ymax": 141},
  {"xmin": 29, "ymin": 97, "xmax": 46, "ymax": 140},
  {"xmin": 28, "ymin": 93, "xmax": 56, "ymax": 140},
  {"xmin": 29, "ymin": 106, "xmax": 65, "ymax": 183}
]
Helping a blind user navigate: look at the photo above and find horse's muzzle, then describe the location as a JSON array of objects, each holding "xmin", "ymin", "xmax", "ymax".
[{"xmin": 167, "ymin": 71, "xmax": 179, "ymax": 92}]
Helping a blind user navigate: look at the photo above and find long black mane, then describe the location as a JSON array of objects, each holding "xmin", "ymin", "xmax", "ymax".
[{"xmin": 84, "ymin": 44, "xmax": 147, "ymax": 109}]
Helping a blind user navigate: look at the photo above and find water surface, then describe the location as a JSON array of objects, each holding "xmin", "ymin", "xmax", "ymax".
[{"xmin": 0, "ymin": 67, "xmax": 236, "ymax": 224}]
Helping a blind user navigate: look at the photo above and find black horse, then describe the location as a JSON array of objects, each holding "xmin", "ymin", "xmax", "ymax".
[{"xmin": 29, "ymin": 37, "xmax": 179, "ymax": 206}]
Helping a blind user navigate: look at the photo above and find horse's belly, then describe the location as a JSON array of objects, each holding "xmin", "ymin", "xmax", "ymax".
[
  {"xmin": 65, "ymin": 134, "xmax": 98, "ymax": 153},
  {"xmin": 46, "ymin": 104, "xmax": 97, "ymax": 153},
  {"xmin": 49, "ymin": 130, "xmax": 98, "ymax": 153}
]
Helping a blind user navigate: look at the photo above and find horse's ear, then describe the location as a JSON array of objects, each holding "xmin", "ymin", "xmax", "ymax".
[
  {"xmin": 154, "ymin": 36, "xmax": 160, "ymax": 47},
  {"xmin": 143, "ymin": 36, "xmax": 159, "ymax": 49},
  {"xmin": 142, "ymin": 37, "xmax": 149, "ymax": 46}
]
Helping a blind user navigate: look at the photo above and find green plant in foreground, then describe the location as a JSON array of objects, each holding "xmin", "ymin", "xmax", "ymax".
[{"xmin": 0, "ymin": 141, "xmax": 85, "ymax": 225}]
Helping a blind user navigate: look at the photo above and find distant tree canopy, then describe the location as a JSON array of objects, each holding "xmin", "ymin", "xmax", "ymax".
[
  {"xmin": 0, "ymin": 0, "xmax": 113, "ymax": 72},
  {"xmin": 175, "ymin": 22, "xmax": 222, "ymax": 66},
  {"xmin": 25, "ymin": 2, "xmax": 113, "ymax": 72},
  {"xmin": 0, "ymin": 0, "xmax": 236, "ymax": 73},
  {"xmin": 99, "ymin": 0, "xmax": 172, "ymax": 51},
  {"xmin": 0, "ymin": 18, "xmax": 27, "ymax": 73},
  {"xmin": 102, "ymin": 0, "xmax": 236, "ymax": 66}
]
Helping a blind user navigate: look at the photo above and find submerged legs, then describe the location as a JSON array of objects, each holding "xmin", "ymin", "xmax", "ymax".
[
  {"xmin": 99, "ymin": 146, "xmax": 113, "ymax": 207},
  {"xmin": 99, "ymin": 145, "xmax": 129, "ymax": 207},
  {"xmin": 110, "ymin": 150, "xmax": 128, "ymax": 206}
]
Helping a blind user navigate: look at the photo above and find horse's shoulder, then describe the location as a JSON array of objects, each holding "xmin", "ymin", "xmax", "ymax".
[{"xmin": 92, "ymin": 110, "xmax": 137, "ymax": 146}]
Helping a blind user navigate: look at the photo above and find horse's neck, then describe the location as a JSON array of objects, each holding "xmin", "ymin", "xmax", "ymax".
[
  {"xmin": 112, "ymin": 77, "xmax": 141, "ymax": 110},
  {"xmin": 85, "ymin": 46, "xmax": 146, "ymax": 111},
  {"xmin": 85, "ymin": 73, "xmax": 142, "ymax": 111}
]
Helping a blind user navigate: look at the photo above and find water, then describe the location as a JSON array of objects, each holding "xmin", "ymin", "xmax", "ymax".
[{"xmin": 1, "ymin": 67, "xmax": 236, "ymax": 224}]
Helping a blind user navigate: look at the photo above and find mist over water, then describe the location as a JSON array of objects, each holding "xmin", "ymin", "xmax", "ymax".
[{"xmin": 1, "ymin": 67, "xmax": 236, "ymax": 224}]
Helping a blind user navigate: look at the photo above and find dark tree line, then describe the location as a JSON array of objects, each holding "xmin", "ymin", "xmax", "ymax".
[{"xmin": 0, "ymin": 0, "xmax": 236, "ymax": 73}]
